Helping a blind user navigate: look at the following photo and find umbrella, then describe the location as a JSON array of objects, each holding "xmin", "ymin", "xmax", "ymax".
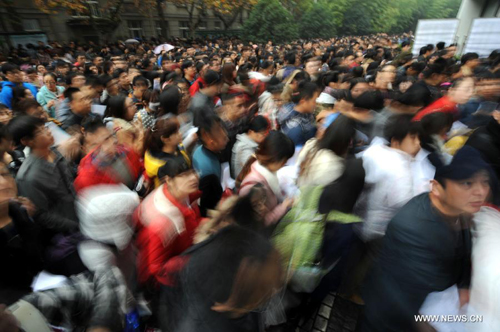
[
  {"xmin": 125, "ymin": 39, "xmax": 140, "ymax": 44},
  {"xmin": 154, "ymin": 43, "xmax": 175, "ymax": 54}
]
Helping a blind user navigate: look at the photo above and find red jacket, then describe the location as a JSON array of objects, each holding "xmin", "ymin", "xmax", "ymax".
[
  {"xmin": 189, "ymin": 77, "xmax": 205, "ymax": 97},
  {"xmin": 413, "ymin": 95, "xmax": 458, "ymax": 121},
  {"xmin": 74, "ymin": 145, "xmax": 143, "ymax": 193},
  {"xmin": 134, "ymin": 184, "xmax": 201, "ymax": 286}
]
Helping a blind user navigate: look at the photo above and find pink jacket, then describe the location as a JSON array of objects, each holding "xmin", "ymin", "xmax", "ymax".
[{"xmin": 239, "ymin": 162, "xmax": 288, "ymax": 226}]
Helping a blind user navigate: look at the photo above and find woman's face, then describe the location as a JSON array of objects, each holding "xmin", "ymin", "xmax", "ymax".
[
  {"xmin": 351, "ymin": 82, "xmax": 370, "ymax": 99},
  {"xmin": 25, "ymin": 89, "xmax": 34, "ymax": 99},
  {"xmin": 168, "ymin": 170, "xmax": 200, "ymax": 197},
  {"xmin": 449, "ymin": 78, "xmax": 475, "ymax": 105},
  {"xmin": 124, "ymin": 97, "xmax": 137, "ymax": 121},
  {"xmin": 37, "ymin": 65, "xmax": 46, "ymax": 74}
]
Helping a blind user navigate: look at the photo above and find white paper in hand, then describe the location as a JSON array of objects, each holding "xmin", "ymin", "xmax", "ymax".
[{"xmin": 46, "ymin": 122, "xmax": 71, "ymax": 146}]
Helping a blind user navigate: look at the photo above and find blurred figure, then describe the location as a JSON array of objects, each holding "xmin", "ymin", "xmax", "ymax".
[
  {"xmin": 232, "ymin": 115, "xmax": 269, "ymax": 179},
  {"xmin": 467, "ymin": 204, "xmax": 500, "ymax": 331},
  {"xmin": 192, "ymin": 114, "xmax": 228, "ymax": 216},
  {"xmin": 460, "ymin": 71, "xmax": 500, "ymax": 128},
  {"xmin": 238, "ymin": 131, "xmax": 295, "ymax": 226},
  {"xmin": 37, "ymin": 73, "xmax": 65, "ymax": 118},
  {"xmin": 144, "ymin": 115, "xmax": 190, "ymax": 189},
  {"xmin": 74, "ymin": 119, "xmax": 143, "ymax": 193},
  {"xmin": 280, "ymin": 82, "xmax": 319, "ymax": 146},
  {"xmin": 414, "ymin": 77, "xmax": 475, "ymax": 121},
  {"xmin": 134, "ymin": 158, "xmax": 201, "ymax": 306},
  {"xmin": 159, "ymin": 224, "xmax": 283, "ymax": 332},
  {"xmin": 258, "ymin": 80, "xmax": 283, "ymax": 130},
  {"xmin": 360, "ymin": 146, "xmax": 494, "ymax": 332}
]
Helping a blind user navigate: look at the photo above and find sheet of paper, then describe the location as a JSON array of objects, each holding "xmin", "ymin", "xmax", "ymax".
[
  {"xmin": 46, "ymin": 122, "xmax": 71, "ymax": 146},
  {"xmin": 91, "ymin": 104, "xmax": 107, "ymax": 116},
  {"xmin": 31, "ymin": 271, "xmax": 68, "ymax": 292}
]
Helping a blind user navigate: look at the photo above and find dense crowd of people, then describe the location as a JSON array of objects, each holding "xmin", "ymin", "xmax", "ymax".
[{"xmin": 0, "ymin": 34, "xmax": 499, "ymax": 332}]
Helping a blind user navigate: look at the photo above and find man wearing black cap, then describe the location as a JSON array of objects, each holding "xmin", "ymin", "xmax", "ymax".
[
  {"xmin": 359, "ymin": 146, "xmax": 494, "ymax": 332},
  {"xmin": 188, "ymin": 70, "xmax": 221, "ymax": 128}
]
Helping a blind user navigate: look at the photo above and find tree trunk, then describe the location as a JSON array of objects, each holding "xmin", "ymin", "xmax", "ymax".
[
  {"xmin": 156, "ymin": 0, "xmax": 168, "ymax": 38},
  {"xmin": 86, "ymin": 3, "xmax": 103, "ymax": 44}
]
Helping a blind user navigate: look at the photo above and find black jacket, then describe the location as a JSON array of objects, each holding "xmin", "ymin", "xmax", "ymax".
[
  {"xmin": 466, "ymin": 119, "xmax": 500, "ymax": 203},
  {"xmin": 360, "ymin": 194, "xmax": 472, "ymax": 332},
  {"xmin": 16, "ymin": 149, "xmax": 79, "ymax": 235}
]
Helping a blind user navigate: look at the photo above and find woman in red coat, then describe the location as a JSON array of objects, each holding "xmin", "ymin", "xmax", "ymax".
[{"xmin": 134, "ymin": 158, "xmax": 202, "ymax": 288}]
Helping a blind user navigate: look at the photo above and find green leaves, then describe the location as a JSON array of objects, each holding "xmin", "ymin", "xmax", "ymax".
[
  {"xmin": 243, "ymin": 0, "xmax": 461, "ymax": 40},
  {"xmin": 243, "ymin": 0, "xmax": 298, "ymax": 43}
]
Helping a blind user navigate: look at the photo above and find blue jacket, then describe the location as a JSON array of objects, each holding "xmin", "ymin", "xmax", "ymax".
[{"xmin": 0, "ymin": 81, "xmax": 38, "ymax": 109}]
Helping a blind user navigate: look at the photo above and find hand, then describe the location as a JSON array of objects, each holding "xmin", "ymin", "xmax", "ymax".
[
  {"xmin": 16, "ymin": 197, "xmax": 36, "ymax": 217},
  {"xmin": 282, "ymin": 197, "xmax": 294, "ymax": 210},
  {"xmin": 458, "ymin": 288, "xmax": 470, "ymax": 308},
  {"xmin": 47, "ymin": 100, "xmax": 56, "ymax": 108},
  {"xmin": 0, "ymin": 304, "xmax": 19, "ymax": 332}
]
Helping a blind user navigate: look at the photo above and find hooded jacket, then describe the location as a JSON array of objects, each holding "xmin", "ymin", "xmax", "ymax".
[
  {"xmin": 0, "ymin": 81, "xmax": 38, "ymax": 109},
  {"xmin": 231, "ymin": 133, "xmax": 258, "ymax": 179},
  {"xmin": 36, "ymin": 85, "xmax": 65, "ymax": 118},
  {"xmin": 134, "ymin": 184, "xmax": 201, "ymax": 286}
]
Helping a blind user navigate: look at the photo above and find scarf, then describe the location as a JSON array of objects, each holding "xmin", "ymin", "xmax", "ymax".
[{"xmin": 254, "ymin": 161, "xmax": 283, "ymax": 201}]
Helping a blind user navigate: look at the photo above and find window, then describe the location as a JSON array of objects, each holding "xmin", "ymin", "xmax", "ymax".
[
  {"xmin": 22, "ymin": 19, "xmax": 41, "ymax": 32},
  {"xmin": 155, "ymin": 21, "xmax": 166, "ymax": 37},
  {"xmin": 71, "ymin": 1, "xmax": 100, "ymax": 17},
  {"xmin": 214, "ymin": 21, "xmax": 222, "ymax": 30},
  {"xmin": 198, "ymin": 21, "xmax": 207, "ymax": 30},
  {"xmin": 128, "ymin": 20, "xmax": 143, "ymax": 38},
  {"xmin": 179, "ymin": 21, "xmax": 190, "ymax": 30}
]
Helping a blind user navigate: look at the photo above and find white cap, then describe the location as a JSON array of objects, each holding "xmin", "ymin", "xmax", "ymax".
[{"xmin": 316, "ymin": 92, "xmax": 336, "ymax": 105}]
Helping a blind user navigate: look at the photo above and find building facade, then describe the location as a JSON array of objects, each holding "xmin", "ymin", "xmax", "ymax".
[
  {"xmin": 456, "ymin": 0, "xmax": 500, "ymax": 51},
  {"xmin": 0, "ymin": 0, "xmax": 248, "ymax": 47}
]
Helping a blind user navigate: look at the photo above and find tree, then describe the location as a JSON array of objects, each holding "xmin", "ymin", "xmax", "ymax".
[
  {"xmin": 170, "ymin": 0, "xmax": 208, "ymax": 39},
  {"xmin": 299, "ymin": 1, "xmax": 337, "ymax": 39},
  {"xmin": 206, "ymin": 0, "xmax": 257, "ymax": 31},
  {"xmin": 34, "ymin": 0, "xmax": 125, "ymax": 42},
  {"xmin": 243, "ymin": 0, "xmax": 298, "ymax": 43}
]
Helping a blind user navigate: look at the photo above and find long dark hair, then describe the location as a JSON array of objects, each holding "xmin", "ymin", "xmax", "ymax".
[
  {"xmin": 103, "ymin": 95, "xmax": 127, "ymax": 119},
  {"xmin": 158, "ymin": 85, "xmax": 181, "ymax": 117},
  {"xmin": 236, "ymin": 130, "xmax": 295, "ymax": 186},
  {"xmin": 143, "ymin": 115, "xmax": 180, "ymax": 154},
  {"xmin": 300, "ymin": 114, "xmax": 355, "ymax": 179}
]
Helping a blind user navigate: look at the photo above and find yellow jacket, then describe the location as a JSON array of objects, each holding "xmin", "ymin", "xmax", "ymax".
[{"xmin": 144, "ymin": 145, "xmax": 191, "ymax": 188}]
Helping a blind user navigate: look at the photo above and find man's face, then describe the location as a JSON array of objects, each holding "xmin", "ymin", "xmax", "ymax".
[
  {"xmin": 0, "ymin": 108, "xmax": 12, "ymax": 124},
  {"xmin": 209, "ymin": 61, "xmax": 221, "ymax": 73},
  {"xmin": 70, "ymin": 91, "xmax": 92, "ymax": 116},
  {"xmin": 71, "ymin": 75, "xmax": 86, "ymax": 88},
  {"xmin": 26, "ymin": 106, "xmax": 48, "ymax": 121},
  {"xmin": 305, "ymin": 60, "xmax": 321, "ymax": 76},
  {"xmin": 57, "ymin": 65, "xmax": 70, "ymax": 75},
  {"xmin": 6, "ymin": 69, "xmax": 22, "ymax": 83},
  {"xmin": 184, "ymin": 65, "xmax": 196, "ymax": 78},
  {"xmin": 434, "ymin": 171, "xmax": 491, "ymax": 215},
  {"xmin": 133, "ymin": 80, "xmax": 148, "ymax": 97},
  {"xmin": 77, "ymin": 55, "xmax": 86, "ymax": 64},
  {"xmin": 187, "ymin": 48, "xmax": 196, "ymax": 56},
  {"xmin": 477, "ymin": 79, "xmax": 500, "ymax": 100},
  {"xmin": 31, "ymin": 125, "xmax": 54, "ymax": 150},
  {"xmin": 119, "ymin": 73, "xmax": 130, "ymax": 88},
  {"xmin": 93, "ymin": 57, "xmax": 103, "ymax": 66},
  {"xmin": 93, "ymin": 127, "xmax": 117, "ymax": 162},
  {"xmin": 206, "ymin": 123, "xmax": 228, "ymax": 153},
  {"xmin": 106, "ymin": 79, "xmax": 119, "ymax": 96},
  {"xmin": 162, "ymin": 60, "xmax": 174, "ymax": 71},
  {"xmin": 114, "ymin": 60, "xmax": 128, "ymax": 70}
]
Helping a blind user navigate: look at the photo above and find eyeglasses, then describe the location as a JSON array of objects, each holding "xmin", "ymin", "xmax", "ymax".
[{"xmin": 44, "ymin": 81, "xmax": 56, "ymax": 85}]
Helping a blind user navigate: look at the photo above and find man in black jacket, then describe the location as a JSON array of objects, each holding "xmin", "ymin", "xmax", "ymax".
[
  {"xmin": 466, "ymin": 111, "xmax": 500, "ymax": 203},
  {"xmin": 359, "ymin": 146, "xmax": 495, "ymax": 332}
]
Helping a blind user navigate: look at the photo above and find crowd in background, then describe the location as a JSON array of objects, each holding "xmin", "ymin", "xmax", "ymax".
[{"xmin": 0, "ymin": 33, "xmax": 499, "ymax": 332}]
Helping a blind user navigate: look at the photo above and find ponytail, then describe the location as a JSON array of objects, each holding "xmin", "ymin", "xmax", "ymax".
[{"xmin": 235, "ymin": 155, "xmax": 257, "ymax": 188}]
